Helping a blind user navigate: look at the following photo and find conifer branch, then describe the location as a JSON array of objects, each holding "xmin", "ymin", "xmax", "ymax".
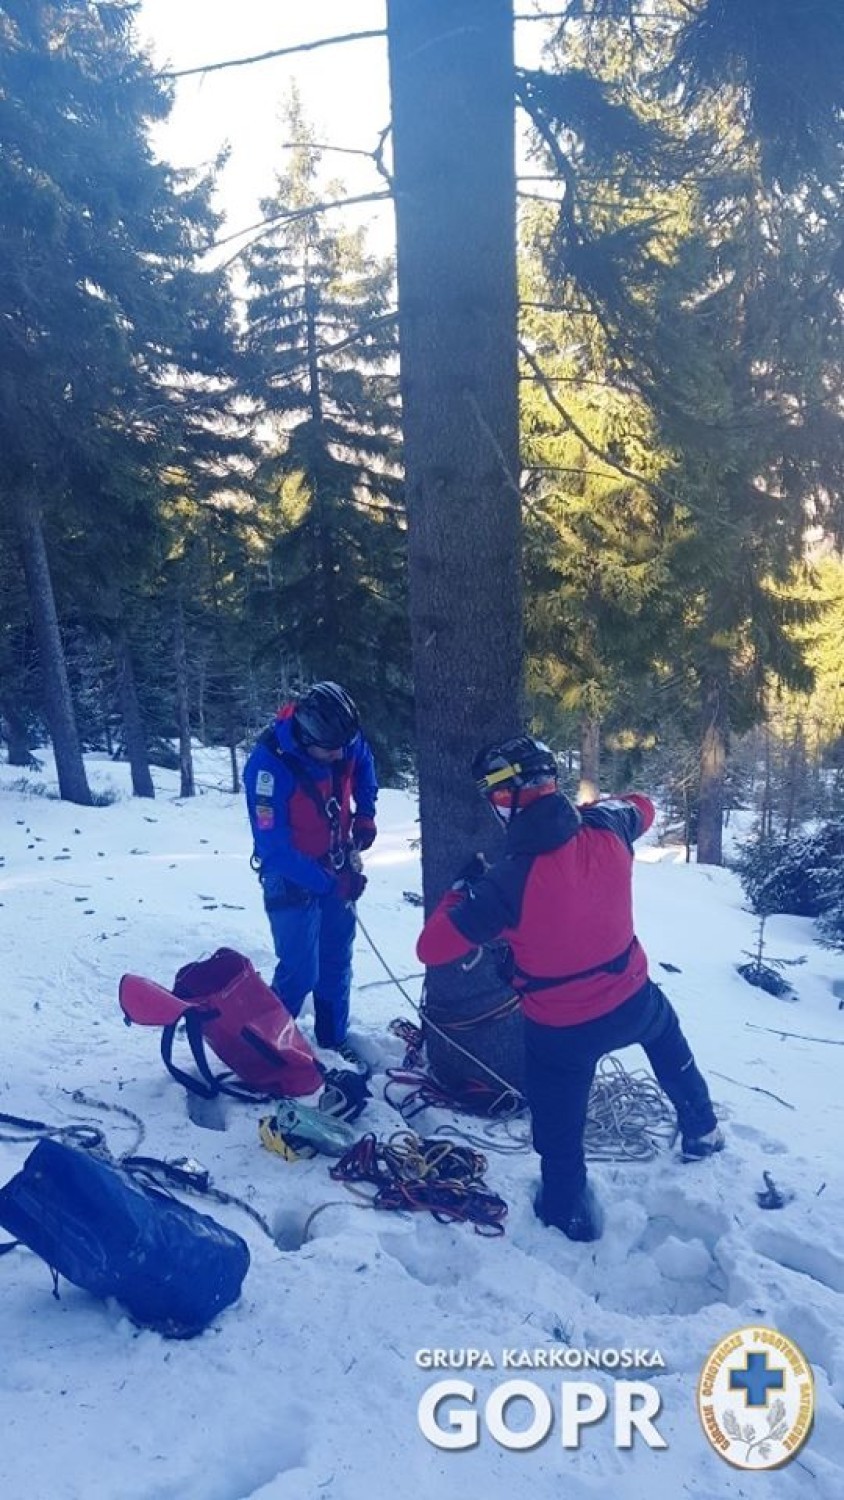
[
  {"xmin": 160, "ymin": 30, "xmax": 387, "ymax": 81},
  {"xmin": 519, "ymin": 339, "xmax": 744, "ymax": 538},
  {"xmin": 263, "ymin": 314, "xmax": 398, "ymax": 384}
]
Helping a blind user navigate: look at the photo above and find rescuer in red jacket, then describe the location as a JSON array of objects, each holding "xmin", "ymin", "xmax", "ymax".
[{"xmin": 417, "ymin": 735, "xmax": 723, "ymax": 1242}]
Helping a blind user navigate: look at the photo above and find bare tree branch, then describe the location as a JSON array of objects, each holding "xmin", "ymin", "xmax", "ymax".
[
  {"xmin": 160, "ymin": 29, "xmax": 387, "ymax": 81},
  {"xmin": 372, "ymin": 125, "xmax": 394, "ymax": 192},
  {"xmin": 212, "ymin": 190, "xmax": 392, "ymax": 260},
  {"xmin": 277, "ymin": 126, "xmax": 394, "ymax": 191},
  {"xmin": 279, "ymin": 141, "xmax": 375, "ymax": 162},
  {"xmin": 521, "ymin": 299, "xmax": 601, "ymax": 315},
  {"xmin": 518, "ymin": 189, "xmax": 565, "ymax": 203},
  {"xmin": 745, "ymin": 1023, "xmax": 844, "ymax": 1046},
  {"xmin": 463, "ymin": 389, "xmax": 554, "ymax": 526}
]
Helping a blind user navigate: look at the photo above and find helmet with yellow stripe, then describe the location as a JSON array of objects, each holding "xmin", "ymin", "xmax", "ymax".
[{"xmin": 472, "ymin": 735, "xmax": 558, "ymax": 794}]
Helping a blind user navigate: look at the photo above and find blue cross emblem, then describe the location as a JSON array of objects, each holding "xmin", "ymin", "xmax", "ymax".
[{"xmin": 729, "ymin": 1352, "xmax": 785, "ymax": 1407}]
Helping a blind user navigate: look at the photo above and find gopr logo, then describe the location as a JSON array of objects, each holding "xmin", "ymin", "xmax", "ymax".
[{"xmin": 697, "ymin": 1326, "xmax": 814, "ymax": 1470}]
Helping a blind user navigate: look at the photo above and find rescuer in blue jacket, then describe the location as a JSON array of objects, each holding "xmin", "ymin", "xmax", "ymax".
[{"xmin": 243, "ymin": 682, "xmax": 378, "ymax": 1063}]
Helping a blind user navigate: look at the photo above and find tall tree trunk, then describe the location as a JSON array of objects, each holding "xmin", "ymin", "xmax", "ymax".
[
  {"xmin": 577, "ymin": 715, "xmax": 600, "ymax": 802},
  {"xmin": 0, "ymin": 698, "xmax": 36, "ymax": 767},
  {"xmin": 13, "ymin": 486, "xmax": 92, "ymax": 804},
  {"xmin": 173, "ymin": 590, "xmax": 195, "ymax": 798},
  {"xmin": 761, "ymin": 722, "xmax": 773, "ymax": 840},
  {"xmin": 783, "ymin": 718, "xmax": 805, "ymax": 840},
  {"xmin": 114, "ymin": 618, "xmax": 154, "ymax": 799},
  {"xmin": 305, "ymin": 276, "xmax": 340, "ymax": 645},
  {"xmin": 388, "ymin": 0, "xmax": 524, "ymax": 1094},
  {"xmin": 697, "ymin": 660, "xmax": 729, "ymax": 865},
  {"xmin": 197, "ymin": 652, "xmax": 208, "ymax": 745},
  {"xmin": 228, "ymin": 726, "xmax": 240, "ymax": 797}
]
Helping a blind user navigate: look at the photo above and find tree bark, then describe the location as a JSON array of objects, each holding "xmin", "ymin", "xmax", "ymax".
[
  {"xmin": 577, "ymin": 715, "xmax": 600, "ymax": 802},
  {"xmin": 0, "ymin": 698, "xmax": 36, "ymax": 767},
  {"xmin": 388, "ymin": 0, "xmax": 524, "ymax": 1093},
  {"xmin": 227, "ymin": 719, "xmax": 241, "ymax": 796},
  {"xmin": 305, "ymin": 276, "xmax": 341, "ymax": 645},
  {"xmin": 114, "ymin": 618, "xmax": 155, "ymax": 799},
  {"xmin": 783, "ymin": 718, "xmax": 805, "ymax": 839},
  {"xmin": 697, "ymin": 660, "xmax": 729, "ymax": 865},
  {"xmin": 173, "ymin": 590, "xmax": 195, "ymax": 798},
  {"xmin": 13, "ymin": 486, "xmax": 92, "ymax": 804}
]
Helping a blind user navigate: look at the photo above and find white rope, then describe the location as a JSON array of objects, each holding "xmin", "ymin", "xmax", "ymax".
[{"xmin": 356, "ymin": 918, "xmax": 677, "ymax": 1162}]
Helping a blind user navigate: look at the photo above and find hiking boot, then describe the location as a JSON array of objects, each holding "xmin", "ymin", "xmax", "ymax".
[
  {"xmin": 534, "ymin": 1183, "xmax": 603, "ymax": 1243},
  {"xmin": 681, "ymin": 1126, "xmax": 725, "ymax": 1162},
  {"xmin": 334, "ymin": 1040, "xmax": 369, "ymax": 1075}
]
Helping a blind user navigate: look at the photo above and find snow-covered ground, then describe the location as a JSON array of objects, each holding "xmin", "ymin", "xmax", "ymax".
[{"xmin": 1, "ymin": 752, "xmax": 843, "ymax": 1500}]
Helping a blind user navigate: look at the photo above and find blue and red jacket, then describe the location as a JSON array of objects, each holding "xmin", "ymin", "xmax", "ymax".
[
  {"xmin": 243, "ymin": 707, "xmax": 378, "ymax": 899},
  {"xmin": 417, "ymin": 792, "xmax": 654, "ymax": 1026}
]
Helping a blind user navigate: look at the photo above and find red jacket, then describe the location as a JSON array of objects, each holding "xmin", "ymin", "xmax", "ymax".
[{"xmin": 417, "ymin": 793, "xmax": 654, "ymax": 1027}]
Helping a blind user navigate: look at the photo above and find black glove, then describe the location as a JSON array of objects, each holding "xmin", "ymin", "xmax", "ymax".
[
  {"xmin": 352, "ymin": 814, "xmax": 377, "ymax": 851},
  {"xmin": 451, "ymin": 852, "xmax": 490, "ymax": 892},
  {"xmin": 336, "ymin": 867, "xmax": 367, "ymax": 903}
]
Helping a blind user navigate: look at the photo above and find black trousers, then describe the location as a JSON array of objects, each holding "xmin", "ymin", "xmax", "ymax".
[{"xmin": 524, "ymin": 979, "xmax": 717, "ymax": 1225}]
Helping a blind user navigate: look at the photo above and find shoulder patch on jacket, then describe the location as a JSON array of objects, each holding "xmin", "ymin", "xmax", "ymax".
[
  {"xmin": 256, "ymin": 769, "xmax": 274, "ymax": 797},
  {"xmin": 256, "ymin": 801, "xmax": 275, "ymax": 830}
]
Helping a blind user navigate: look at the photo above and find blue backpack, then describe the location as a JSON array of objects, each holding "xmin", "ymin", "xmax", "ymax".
[{"xmin": 0, "ymin": 1139, "xmax": 250, "ymax": 1338}]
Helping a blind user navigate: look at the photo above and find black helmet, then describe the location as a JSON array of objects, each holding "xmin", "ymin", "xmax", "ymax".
[
  {"xmin": 294, "ymin": 682, "xmax": 360, "ymax": 750},
  {"xmin": 472, "ymin": 735, "xmax": 558, "ymax": 795}
]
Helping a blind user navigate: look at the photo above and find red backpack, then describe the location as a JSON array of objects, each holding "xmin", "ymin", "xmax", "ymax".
[{"xmin": 120, "ymin": 948, "xmax": 323, "ymax": 1100}]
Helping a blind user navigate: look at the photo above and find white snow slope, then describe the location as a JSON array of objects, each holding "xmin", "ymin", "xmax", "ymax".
[{"xmin": 1, "ymin": 752, "xmax": 843, "ymax": 1500}]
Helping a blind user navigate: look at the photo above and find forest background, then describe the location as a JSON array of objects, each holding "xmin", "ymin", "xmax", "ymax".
[{"xmin": 1, "ymin": 0, "xmax": 842, "ymax": 925}]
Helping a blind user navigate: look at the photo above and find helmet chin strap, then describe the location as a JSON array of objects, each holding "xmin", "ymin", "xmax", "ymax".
[{"xmin": 490, "ymin": 786, "xmax": 520, "ymax": 826}]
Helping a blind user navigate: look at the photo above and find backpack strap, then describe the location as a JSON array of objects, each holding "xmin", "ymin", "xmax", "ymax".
[{"xmin": 161, "ymin": 1011, "xmax": 273, "ymax": 1104}]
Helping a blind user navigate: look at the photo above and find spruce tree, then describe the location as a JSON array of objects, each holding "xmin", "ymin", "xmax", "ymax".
[
  {"xmin": 0, "ymin": 1, "xmax": 245, "ymax": 800},
  {"xmin": 520, "ymin": 4, "xmax": 844, "ymax": 862},
  {"xmin": 242, "ymin": 90, "xmax": 411, "ymax": 774}
]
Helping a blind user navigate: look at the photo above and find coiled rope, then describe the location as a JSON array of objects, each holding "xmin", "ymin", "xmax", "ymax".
[
  {"xmin": 384, "ymin": 1021, "xmax": 677, "ymax": 1163},
  {"xmin": 329, "ymin": 1130, "xmax": 508, "ymax": 1236}
]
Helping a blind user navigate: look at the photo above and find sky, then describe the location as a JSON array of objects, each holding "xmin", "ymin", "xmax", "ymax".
[
  {"xmin": 135, "ymin": 1, "xmax": 551, "ymax": 263},
  {"xmin": 1, "ymin": 748, "xmax": 843, "ymax": 1497},
  {"xmin": 135, "ymin": 1, "xmax": 392, "ymax": 260}
]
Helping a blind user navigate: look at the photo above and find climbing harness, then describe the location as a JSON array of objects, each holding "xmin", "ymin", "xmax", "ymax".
[{"xmin": 258, "ymin": 729, "xmax": 348, "ymax": 871}]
